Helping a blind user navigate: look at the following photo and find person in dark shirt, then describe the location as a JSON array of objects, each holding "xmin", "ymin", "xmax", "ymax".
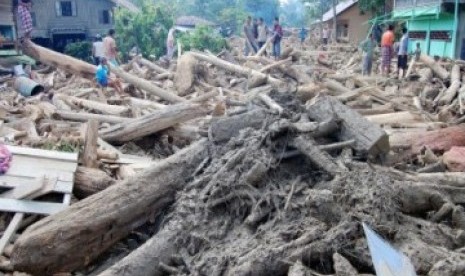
[{"xmin": 272, "ymin": 17, "xmax": 283, "ymax": 59}]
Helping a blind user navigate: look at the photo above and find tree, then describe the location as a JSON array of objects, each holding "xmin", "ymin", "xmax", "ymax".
[
  {"xmin": 358, "ymin": 0, "xmax": 386, "ymax": 15},
  {"xmin": 114, "ymin": 0, "xmax": 174, "ymax": 59},
  {"xmin": 280, "ymin": 0, "xmax": 307, "ymax": 27}
]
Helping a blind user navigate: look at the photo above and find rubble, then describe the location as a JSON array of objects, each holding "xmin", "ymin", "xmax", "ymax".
[{"xmin": 0, "ymin": 36, "xmax": 465, "ymax": 276}]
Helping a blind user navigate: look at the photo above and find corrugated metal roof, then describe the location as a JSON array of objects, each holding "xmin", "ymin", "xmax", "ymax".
[
  {"xmin": 321, "ymin": 0, "xmax": 358, "ymax": 22},
  {"xmin": 175, "ymin": 16, "xmax": 215, "ymax": 27},
  {"xmin": 111, "ymin": 0, "xmax": 140, "ymax": 13}
]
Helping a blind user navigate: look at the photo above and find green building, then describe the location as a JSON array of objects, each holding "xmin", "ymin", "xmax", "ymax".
[{"xmin": 392, "ymin": 0, "xmax": 464, "ymax": 59}]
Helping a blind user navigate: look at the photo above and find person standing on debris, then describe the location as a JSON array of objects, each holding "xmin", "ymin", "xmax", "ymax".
[
  {"xmin": 166, "ymin": 28, "xmax": 176, "ymax": 61},
  {"xmin": 397, "ymin": 27, "xmax": 409, "ymax": 78},
  {"xmin": 257, "ymin": 18, "xmax": 268, "ymax": 52},
  {"xmin": 17, "ymin": 0, "xmax": 33, "ymax": 41},
  {"xmin": 243, "ymin": 16, "xmax": 258, "ymax": 56},
  {"xmin": 299, "ymin": 27, "xmax": 307, "ymax": 46},
  {"xmin": 95, "ymin": 57, "xmax": 124, "ymax": 96},
  {"xmin": 103, "ymin": 29, "xmax": 119, "ymax": 66},
  {"xmin": 92, "ymin": 34, "xmax": 104, "ymax": 65},
  {"xmin": 414, "ymin": 42, "xmax": 421, "ymax": 61},
  {"xmin": 322, "ymin": 25, "xmax": 329, "ymax": 46},
  {"xmin": 381, "ymin": 25, "xmax": 395, "ymax": 76},
  {"xmin": 272, "ymin": 17, "xmax": 283, "ymax": 60},
  {"xmin": 360, "ymin": 33, "xmax": 375, "ymax": 76},
  {"xmin": 253, "ymin": 18, "xmax": 259, "ymax": 40}
]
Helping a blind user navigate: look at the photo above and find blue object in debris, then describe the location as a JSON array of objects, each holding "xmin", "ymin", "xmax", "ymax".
[{"xmin": 362, "ymin": 223, "xmax": 417, "ymax": 276}]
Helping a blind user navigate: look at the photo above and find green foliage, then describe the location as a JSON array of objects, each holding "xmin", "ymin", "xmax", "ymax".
[
  {"xmin": 41, "ymin": 141, "xmax": 81, "ymax": 153},
  {"xmin": 358, "ymin": 0, "xmax": 386, "ymax": 15},
  {"xmin": 115, "ymin": 0, "xmax": 174, "ymax": 59},
  {"xmin": 218, "ymin": 7, "xmax": 248, "ymax": 35},
  {"xmin": 178, "ymin": 26, "xmax": 228, "ymax": 53},
  {"xmin": 64, "ymin": 41, "xmax": 92, "ymax": 62}
]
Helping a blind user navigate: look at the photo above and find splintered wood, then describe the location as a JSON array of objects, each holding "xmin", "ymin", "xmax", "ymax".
[{"xmin": 1, "ymin": 35, "xmax": 465, "ymax": 276}]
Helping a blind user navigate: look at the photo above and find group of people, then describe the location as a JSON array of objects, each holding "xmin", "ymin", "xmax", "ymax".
[
  {"xmin": 243, "ymin": 16, "xmax": 283, "ymax": 59},
  {"xmin": 360, "ymin": 25, "xmax": 419, "ymax": 79}
]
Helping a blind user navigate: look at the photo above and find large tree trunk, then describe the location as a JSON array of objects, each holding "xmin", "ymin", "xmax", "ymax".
[
  {"xmin": 109, "ymin": 64, "xmax": 185, "ymax": 103},
  {"xmin": 190, "ymin": 52, "xmax": 284, "ymax": 89},
  {"xmin": 306, "ymin": 95, "xmax": 390, "ymax": 157},
  {"xmin": 11, "ymin": 139, "xmax": 209, "ymax": 275},
  {"xmin": 99, "ymin": 103, "xmax": 209, "ymax": 143},
  {"xmin": 331, "ymin": 0, "xmax": 338, "ymax": 43},
  {"xmin": 419, "ymin": 54, "xmax": 450, "ymax": 80},
  {"xmin": 53, "ymin": 110, "xmax": 131, "ymax": 124},
  {"xmin": 21, "ymin": 40, "xmax": 96, "ymax": 78}
]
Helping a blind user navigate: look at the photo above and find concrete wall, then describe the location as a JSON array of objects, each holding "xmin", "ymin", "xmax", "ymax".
[
  {"xmin": 325, "ymin": 4, "xmax": 372, "ymax": 44},
  {"xmin": 31, "ymin": 0, "xmax": 115, "ymax": 39}
]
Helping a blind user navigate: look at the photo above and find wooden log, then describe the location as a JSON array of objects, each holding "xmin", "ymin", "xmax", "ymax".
[
  {"xmin": 259, "ymin": 57, "xmax": 291, "ymax": 73},
  {"xmin": 97, "ymin": 224, "xmax": 177, "ymax": 276},
  {"xmin": 129, "ymin": 97, "xmax": 168, "ymax": 110},
  {"xmin": 190, "ymin": 52, "xmax": 284, "ymax": 88},
  {"xmin": 389, "ymin": 126, "xmax": 465, "ymax": 155},
  {"xmin": 81, "ymin": 120, "xmax": 99, "ymax": 169},
  {"xmin": 439, "ymin": 80, "xmax": 461, "ymax": 105},
  {"xmin": 100, "ymin": 103, "xmax": 209, "ymax": 143},
  {"xmin": 306, "ymin": 95, "xmax": 389, "ymax": 157},
  {"xmin": 11, "ymin": 139, "xmax": 209, "ymax": 274},
  {"xmin": 54, "ymin": 110, "xmax": 131, "ymax": 124},
  {"xmin": 109, "ymin": 64, "xmax": 185, "ymax": 103},
  {"xmin": 209, "ymin": 109, "xmax": 267, "ymax": 143},
  {"xmin": 138, "ymin": 58, "xmax": 172, "ymax": 76},
  {"xmin": 442, "ymin": 146, "xmax": 465, "ymax": 172},
  {"xmin": 365, "ymin": 111, "xmax": 423, "ymax": 125},
  {"xmin": 418, "ymin": 68, "xmax": 433, "ymax": 83},
  {"xmin": 21, "ymin": 40, "xmax": 96, "ymax": 78},
  {"xmin": 175, "ymin": 53, "xmax": 198, "ymax": 96},
  {"xmin": 255, "ymin": 38, "xmax": 272, "ymax": 57},
  {"xmin": 419, "ymin": 54, "xmax": 449, "ymax": 80},
  {"xmin": 258, "ymin": 94, "xmax": 284, "ymax": 114},
  {"xmin": 296, "ymin": 83, "xmax": 322, "ymax": 102},
  {"xmin": 59, "ymin": 95, "xmax": 129, "ymax": 116},
  {"xmin": 292, "ymin": 137, "xmax": 346, "ymax": 175},
  {"xmin": 404, "ymin": 57, "xmax": 415, "ymax": 79},
  {"xmin": 73, "ymin": 166, "xmax": 115, "ymax": 198},
  {"xmin": 324, "ymin": 79, "xmax": 351, "ymax": 96}
]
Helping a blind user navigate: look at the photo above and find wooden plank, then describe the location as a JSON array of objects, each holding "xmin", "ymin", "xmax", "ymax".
[
  {"xmin": 0, "ymin": 198, "xmax": 66, "ymax": 215},
  {"xmin": 0, "ymin": 213, "xmax": 24, "ymax": 255},
  {"xmin": 6, "ymin": 145, "xmax": 78, "ymax": 163},
  {"xmin": 0, "ymin": 178, "xmax": 44, "ymax": 199},
  {"xmin": 82, "ymin": 120, "xmax": 99, "ymax": 168},
  {"xmin": 7, "ymin": 156, "xmax": 76, "ymax": 179},
  {"xmin": 0, "ymin": 176, "xmax": 73, "ymax": 194}
]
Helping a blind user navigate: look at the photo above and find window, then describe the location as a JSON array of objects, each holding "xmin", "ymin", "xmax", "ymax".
[
  {"xmin": 430, "ymin": 31, "xmax": 451, "ymax": 41},
  {"xmin": 99, "ymin": 10, "xmax": 111, "ymax": 25},
  {"xmin": 409, "ymin": 31, "xmax": 427, "ymax": 40},
  {"xmin": 55, "ymin": 1, "xmax": 76, "ymax": 17}
]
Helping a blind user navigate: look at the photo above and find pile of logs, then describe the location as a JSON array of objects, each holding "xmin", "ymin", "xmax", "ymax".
[{"xmin": 0, "ymin": 37, "xmax": 465, "ymax": 275}]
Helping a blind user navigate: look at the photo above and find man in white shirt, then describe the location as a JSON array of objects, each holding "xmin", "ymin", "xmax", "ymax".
[{"xmin": 92, "ymin": 34, "xmax": 104, "ymax": 65}]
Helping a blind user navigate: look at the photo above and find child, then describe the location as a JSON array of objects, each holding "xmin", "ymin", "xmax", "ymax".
[{"xmin": 95, "ymin": 57, "xmax": 124, "ymax": 96}]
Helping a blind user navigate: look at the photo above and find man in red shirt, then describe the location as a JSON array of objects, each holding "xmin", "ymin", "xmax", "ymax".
[
  {"xmin": 381, "ymin": 25, "xmax": 395, "ymax": 76},
  {"xmin": 17, "ymin": 0, "xmax": 33, "ymax": 40}
]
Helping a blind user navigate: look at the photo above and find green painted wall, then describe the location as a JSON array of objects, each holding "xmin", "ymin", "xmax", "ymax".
[{"xmin": 408, "ymin": 16, "xmax": 455, "ymax": 58}]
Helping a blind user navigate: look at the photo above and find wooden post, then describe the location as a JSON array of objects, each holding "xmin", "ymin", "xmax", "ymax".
[{"xmin": 81, "ymin": 120, "xmax": 99, "ymax": 169}]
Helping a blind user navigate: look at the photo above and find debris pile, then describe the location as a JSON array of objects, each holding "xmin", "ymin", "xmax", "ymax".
[{"xmin": 1, "ymin": 37, "xmax": 465, "ymax": 275}]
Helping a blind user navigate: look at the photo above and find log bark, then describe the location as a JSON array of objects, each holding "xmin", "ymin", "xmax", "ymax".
[
  {"xmin": 439, "ymin": 80, "xmax": 461, "ymax": 105},
  {"xmin": 54, "ymin": 110, "xmax": 131, "ymax": 124},
  {"xmin": 209, "ymin": 109, "xmax": 267, "ymax": 143},
  {"xmin": 307, "ymin": 95, "xmax": 389, "ymax": 157},
  {"xmin": 296, "ymin": 83, "xmax": 322, "ymax": 102},
  {"xmin": 190, "ymin": 52, "xmax": 284, "ymax": 88},
  {"xmin": 81, "ymin": 120, "xmax": 99, "ymax": 168},
  {"xmin": 365, "ymin": 111, "xmax": 423, "ymax": 125},
  {"xmin": 100, "ymin": 103, "xmax": 209, "ymax": 143},
  {"xmin": 21, "ymin": 40, "xmax": 96, "ymax": 77},
  {"xmin": 389, "ymin": 126, "xmax": 465, "ymax": 155},
  {"xmin": 419, "ymin": 55, "xmax": 449, "ymax": 80},
  {"xmin": 11, "ymin": 139, "xmax": 209, "ymax": 274},
  {"xmin": 292, "ymin": 137, "xmax": 346, "ymax": 175},
  {"xmin": 418, "ymin": 68, "xmax": 433, "ymax": 83},
  {"xmin": 98, "ymin": 224, "xmax": 177, "ymax": 276},
  {"xmin": 175, "ymin": 53, "xmax": 198, "ymax": 96},
  {"xmin": 109, "ymin": 64, "xmax": 185, "ymax": 103},
  {"xmin": 258, "ymin": 94, "xmax": 284, "ymax": 114},
  {"xmin": 59, "ymin": 95, "xmax": 129, "ymax": 116},
  {"xmin": 259, "ymin": 57, "xmax": 291, "ymax": 73},
  {"xmin": 74, "ymin": 166, "xmax": 115, "ymax": 198},
  {"xmin": 138, "ymin": 58, "xmax": 172, "ymax": 76}
]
